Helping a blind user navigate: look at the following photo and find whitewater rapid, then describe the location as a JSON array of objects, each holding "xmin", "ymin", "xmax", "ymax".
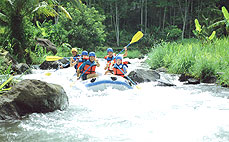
[{"xmin": 0, "ymin": 58, "xmax": 229, "ymax": 142}]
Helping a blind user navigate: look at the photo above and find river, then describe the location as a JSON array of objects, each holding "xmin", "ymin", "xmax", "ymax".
[{"xmin": 0, "ymin": 58, "xmax": 229, "ymax": 142}]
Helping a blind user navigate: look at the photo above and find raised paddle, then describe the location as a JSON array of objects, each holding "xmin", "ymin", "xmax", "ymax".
[
  {"xmin": 114, "ymin": 31, "xmax": 144, "ymax": 59},
  {"xmin": 114, "ymin": 65, "xmax": 141, "ymax": 89}
]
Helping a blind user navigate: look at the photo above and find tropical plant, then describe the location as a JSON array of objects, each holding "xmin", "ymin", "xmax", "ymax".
[
  {"xmin": 208, "ymin": 6, "xmax": 229, "ymax": 35},
  {"xmin": 193, "ymin": 19, "xmax": 216, "ymax": 42},
  {"xmin": 0, "ymin": 0, "xmax": 72, "ymax": 62}
]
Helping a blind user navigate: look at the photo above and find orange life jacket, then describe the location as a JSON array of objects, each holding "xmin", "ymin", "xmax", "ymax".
[
  {"xmin": 77, "ymin": 57, "xmax": 89, "ymax": 69},
  {"xmin": 82, "ymin": 60, "xmax": 96, "ymax": 74},
  {"xmin": 113, "ymin": 64, "xmax": 127, "ymax": 77}
]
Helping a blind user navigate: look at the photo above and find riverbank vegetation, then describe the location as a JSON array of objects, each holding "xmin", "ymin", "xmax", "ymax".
[{"xmin": 147, "ymin": 37, "xmax": 229, "ymax": 85}]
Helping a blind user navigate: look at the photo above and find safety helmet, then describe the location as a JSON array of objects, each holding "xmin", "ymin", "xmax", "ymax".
[
  {"xmin": 107, "ymin": 48, "xmax": 113, "ymax": 53},
  {"xmin": 89, "ymin": 52, "xmax": 96, "ymax": 57},
  {"xmin": 82, "ymin": 51, "xmax": 88, "ymax": 56},
  {"xmin": 71, "ymin": 48, "xmax": 78, "ymax": 53},
  {"xmin": 116, "ymin": 56, "xmax": 122, "ymax": 61}
]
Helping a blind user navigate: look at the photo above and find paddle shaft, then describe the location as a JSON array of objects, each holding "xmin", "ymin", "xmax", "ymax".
[
  {"xmin": 115, "ymin": 64, "xmax": 137, "ymax": 86},
  {"xmin": 114, "ymin": 43, "xmax": 130, "ymax": 59}
]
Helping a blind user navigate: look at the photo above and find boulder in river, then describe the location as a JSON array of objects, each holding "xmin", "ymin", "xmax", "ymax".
[
  {"xmin": 0, "ymin": 79, "xmax": 69, "ymax": 120},
  {"xmin": 201, "ymin": 75, "xmax": 217, "ymax": 84},
  {"xmin": 12, "ymin": 63, "xmax": 32, "ymax": 75},
  {"xmin": 187, "ymin": 78, "xmax": 200, "ymax": 84},
  {"xmin": 128, "ymin": 69, "xmax": 160, "ymax": 83},
  {"xmin": 39, "ymin": 61, "xmax": 60, "ymax": 70},
  {"xmin": 39, "ymin": 58, "xmax": 69, "ymax": 70}
]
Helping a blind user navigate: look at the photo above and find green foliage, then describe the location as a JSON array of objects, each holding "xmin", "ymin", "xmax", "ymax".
[
  {"xmin": 147, "ymin": 37, "xmax": 229, "ymax": 85},
  {"xmin": 193, "ymin": 19, "xmax": 216, "ymax": 42},
  {"xmin": 29, "ymin": 45, "xmax": 53, "ymax": 64},
  {"xmin": 61, "ymin": 3, "xmax": 106, "ymax": 51},
  {"xmin": 195, "ymin": 19, "xmax": 202, "ymax": 33},
  {"xmin": 222, "ymin": 6, "xmax": 229, "ymax": 23}
]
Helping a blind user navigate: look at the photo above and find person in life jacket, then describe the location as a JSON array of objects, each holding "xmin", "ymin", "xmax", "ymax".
[
  {"xmin": 74, "ymin": 51, "xmax": 89, "ymax": 71},
  {"xmin": 77, "ymin": 52, "xmax": 100, "ymax": 81},
  {"xmin": 110, "ymin": 56, "xmax": 128, "ymax": 78},
  {"xmin": 60, "ymin": 48, "xmax": 80, "ymax": 69},
  {"xmin": 104, "ymin": 47, "xmax": 128, "ymax": 75}
]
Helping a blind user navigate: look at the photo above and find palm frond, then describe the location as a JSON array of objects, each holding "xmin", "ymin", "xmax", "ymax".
[
  {"xmin": 32, "ymin": 1, "xmax": 58, "ymax": 17},
  {"xmin": 208, "ymin": 20, "xmax": 226, "ymax": 29},
  {"xmin": 58, "ymin": 6, "xmax": 72, "ymax": 20},
  {"xmin": 0, "ymin": 12, "xmax": 8, "ymax": 24}
]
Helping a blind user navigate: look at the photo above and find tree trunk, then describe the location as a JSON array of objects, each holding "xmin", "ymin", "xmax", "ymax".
[
  {"xmin": 162, "ymin": 7, "xmax": 167, "ymax": 30},
  {"xmin": 178, "ymin": 0, "xmax": 189, "ymax": 40},
  {"xmin": 114, "ymin": 1, "xmax": 119, "ymax": 46},
  {"xmin": 140, "ymin": 0, "xmax": 144, "ymax": 31},
  {"xmin": 189, "ymin": 0, "xmax": 193, "ymax": 38},
  {"xmin": 11, "ymin": 13, "xmax": 26, "ymax": 62},
  {"xmin": 144, "ymin": 0, "xmax": 147, "ymax": 33}
]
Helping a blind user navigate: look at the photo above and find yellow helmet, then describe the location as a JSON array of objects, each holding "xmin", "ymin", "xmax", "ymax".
[{"xmin": 71, "ymin": 48, "xmax": 78, "ymax": 53}]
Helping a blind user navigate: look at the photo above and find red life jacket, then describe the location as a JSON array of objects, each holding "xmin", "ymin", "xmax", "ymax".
[
  {"xmin": 113, "ymin": 64, "xmax": 127, "ymax": 77},
  {"xmin": 82, "ymin": 61, "xmax": 96, "ymax": 74},
  {"xmin": 77, "ymin": 57, "xmax": 89, "ymax": 69}
]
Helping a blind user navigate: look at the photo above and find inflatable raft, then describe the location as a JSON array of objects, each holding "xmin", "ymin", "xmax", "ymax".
[{"xmin": 81, "ymin": 75, "xmax": 133, "ymax": 91}]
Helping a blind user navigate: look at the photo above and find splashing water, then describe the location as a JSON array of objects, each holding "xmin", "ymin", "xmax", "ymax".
[{"xmin": 0, "ymin": 58, "xmax": 229, "ymax": 142}]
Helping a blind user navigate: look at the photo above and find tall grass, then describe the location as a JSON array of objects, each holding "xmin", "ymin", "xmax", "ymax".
[{"xmin": 147, "ymin": 37, "xmax": 229, "ymax": 85}]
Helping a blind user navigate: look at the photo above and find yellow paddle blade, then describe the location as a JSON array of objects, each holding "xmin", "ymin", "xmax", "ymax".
[
  {"xmin": 46, "ymin": 56, "xmax": 64, "ymax": 61},
  {"xmin": 0, "ymin": 76, "xmax": 14, "ymax": 90},
  {"xmin": 130, "ymin": 31, "xmax": 144, "ymax": 44},
  {"xmin": 45, "ymin": 72, "xmax": 52, "ymax": 76},
  {"xmin": 136, "ymin": 85, "xmax": 141, "ymax": 89}
]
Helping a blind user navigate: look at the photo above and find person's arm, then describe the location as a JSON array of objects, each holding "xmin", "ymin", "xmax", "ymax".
[
  {"xmin": 70, "ymin": 57, "xmax": 78, "ymax": 67},
  {"xmin": 123, "ymin": 46, "xmax": 128, "ymax": 57},
  {"xmin": 95, "ymin": 59, "xmax": 100, "ymax": 67}
]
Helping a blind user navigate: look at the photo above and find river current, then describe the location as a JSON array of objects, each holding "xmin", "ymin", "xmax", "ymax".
[{"xmin": 0, "ymin": 58, "xmax": 229, "ymax": 142}]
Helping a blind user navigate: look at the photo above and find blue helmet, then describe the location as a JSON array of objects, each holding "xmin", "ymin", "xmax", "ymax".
[
  {"xmin": 89, "ymin": 52, "xmax": 96, "ymax": 57},
  {"xmin": 107, "ymin": 48, "xmax": 113, "ymax": 53},
  {"xmin": 116, "ymin": 56, "xmax": 122, "ymax": 61},
  {"xmin": 82, "ymin": 51, "xmax": 88, "ymax": 56}
]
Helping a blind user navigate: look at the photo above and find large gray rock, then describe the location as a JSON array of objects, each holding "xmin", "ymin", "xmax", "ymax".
[
  {"xmin": 39, "ymin": 61, "xmax": 60, "ymax": 70},
  {"xmin": 39, "ymin": 58, "xmax": 69, "ymax": 70},
  {"xmin": 0, "ymin": 79, "xmax": 69, "ymax": 120},
  {"xmin": 128, "ymin": 69, "xmax": 160, "ymax": 83}
]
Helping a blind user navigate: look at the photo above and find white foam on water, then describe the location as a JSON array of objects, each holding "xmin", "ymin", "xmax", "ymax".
[{"xmin": 1, "ymin": 58, "xmax": 229, "ymax": 142}]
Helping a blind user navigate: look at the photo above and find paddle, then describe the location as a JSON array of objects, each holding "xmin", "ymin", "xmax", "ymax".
[
  {"xmin": 114, "ymin": 65, "xmax": 141, "ymax": 89},
  {"xmin": 114, "ymin": 31, "xmax": 144, "ymax": 59},
  {"xmin": 45, "ymin": 56, "xmax": 78, "ymax": 76},
  {"xmin": 46, "ymin": 56, "xmax": 71, "ymax": 61}
]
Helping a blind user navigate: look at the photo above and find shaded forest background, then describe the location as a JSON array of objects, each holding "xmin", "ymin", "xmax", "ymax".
[{"xmin": 0, "ymin": 0, "xmax": 229, "ymax": 63}]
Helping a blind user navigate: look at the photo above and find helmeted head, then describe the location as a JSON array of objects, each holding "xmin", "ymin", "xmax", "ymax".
[
  {"xmin": 107, "ymin": 48, "xmax": 113, "ymax": 57},
  {"xmin": 116, "ymin": 56, "xmax": 122, "ymax": 65},
  {"xmin": 81, "ymin": 51, "xmax": 88, "ymax": 56},
  {"xmin": 89, "ymin": 52, "xmax": 96, "ymax": 62},
  {"xmin": 71, "ymin": 48, "xmax": 78, "ymax": 56}
]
